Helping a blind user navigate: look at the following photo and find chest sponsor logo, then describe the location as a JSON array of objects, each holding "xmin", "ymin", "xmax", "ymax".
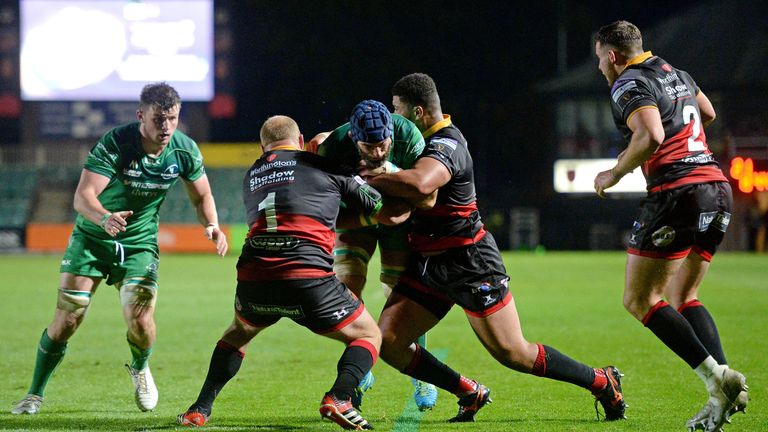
[
  {"xmin": 123, "ymin": 160, "xmax": 142, "ymax": 177},
  {"xmin": 249, "ymin": 170, "xmax": 295, "ymax": 191},
  {"xmin": 663, "ymin": 83, "xmax": 691, "ymax": 100},
  {"xmin": 161, "ymin": 164, "xmax": 180, "ymax": 180}
]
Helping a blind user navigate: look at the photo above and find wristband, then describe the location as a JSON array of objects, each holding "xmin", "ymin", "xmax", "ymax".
[
  {"xmin": 100, "ymin": 212, "xmax": 112, "ymax": 228},
  {"xmin": 359, "ymin": 213, "xmax": 375, "ymax": 227}
]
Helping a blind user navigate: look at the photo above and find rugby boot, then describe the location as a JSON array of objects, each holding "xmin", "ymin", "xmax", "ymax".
[
  {"xmin": 126, "ymin": 364, "xmax": 159, "ymax": 411},
  {"xmin": 448, "ymin": 381, "xmax": 491, "ymax": 422},
  {"xmin": 320, "ymin": 393, "xmax": 373, "ymax": 430},
  {"xmin": 177, "ymin": 408, "xmax": 209, "ymax": 427},
  {"xmin": 350, "ymin": 370, "xmax": 374, "ymax": 410},
  {"xmin": 412, "ymin": 378, "xmax": 438, "ymax": 411},
  {"xmin": 593, "ymin": 366, "xmax": 626, "ymax": 421},
  {"xmin": 686, "ymin": 368, "xmax": 748, "ymax": 432},
  {"xmin": 10, "ymin": 394, "xmax": 43, "ymax": 415}
]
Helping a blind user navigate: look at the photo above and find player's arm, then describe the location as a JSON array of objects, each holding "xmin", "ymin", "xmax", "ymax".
[
  {"xmin": 305, "ymin": 131, "xmax": 330, "ymax": 154},
  {"xmin": 73, "ymin": 169, "xmax": 133, "ymax": 237},
  {"xmin": 336, "ymin": 196, "xmax": 411, "ymax": 229},
  {"xmin": 594, "ymin": 107, "xmax": 664, "ymax": 197},
  {"xmin": 364, "ymin": 157, "xmax": 449, "ymax": 209},
  {"xmin": 184, "ymin": 174, "xmax": 228, "ymax": 256},
  {"xmin": 696, "ymin": 90, "xmax": 716, "ymax": 127},
  {"xmin": 339, "ymin": 175, "xmax": 411, "ymax": 227}
]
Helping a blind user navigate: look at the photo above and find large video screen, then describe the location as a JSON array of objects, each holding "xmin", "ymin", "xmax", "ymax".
[{"xmin": 20, "ymin": 0, "xmax": 213, "ymax": 101}]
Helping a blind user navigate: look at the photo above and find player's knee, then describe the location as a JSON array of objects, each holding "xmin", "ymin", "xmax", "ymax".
[
  {"xmin": 334, "ymin": 254, "xmax": 369, "ymax": 291},
  {"xmin": 119, "ymin": 280, "xmax": 158, "ymax": 308},
  {"xmin": 57, "ymin": 289, "xmax": 92, "ymax": 318}
]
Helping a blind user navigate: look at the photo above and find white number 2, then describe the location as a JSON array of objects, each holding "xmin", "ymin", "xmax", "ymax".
[
  {"xmin": 683, "ymin": 105, "xmax": 705, "ymax": 152},
  {"xmin": 257, "ymin": 192, "xmax": 278, "ymax": 232}
]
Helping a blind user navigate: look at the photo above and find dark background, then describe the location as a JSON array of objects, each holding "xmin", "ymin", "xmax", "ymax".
[{"xmin": 212, "ymin": 1, "xmax": 702, "ymax": 235}]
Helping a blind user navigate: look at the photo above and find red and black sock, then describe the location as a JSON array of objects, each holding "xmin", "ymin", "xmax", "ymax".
[
  {"xmin": 643, "ymin": 301, "xmax": 710, "ymax": 368},
  {"xmin": 530, "ymin": 343, "xmax": 603, "ymax": 392},
  {"xmin": 402, "ymin": 344, "xmax": 462, "ymax": 393},
  {"xmin": 678, "ymin": 299, "xmax": 727, "ymax": 365},
  {"xmin": 330, "ymin": 340, "xmax": 377, "ymax": 401},
  {"xmin": 192, "ymin": 340, "xmax": 245, "ymax": 416}
]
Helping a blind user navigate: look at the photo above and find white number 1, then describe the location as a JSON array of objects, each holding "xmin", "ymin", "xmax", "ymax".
[
  {"xmin": 683, "ymin": 105, "xmax": 706, "ymax": 152},
  {"xmin": 257, "ymin": 192, "xmax": 278, "ymax": 232}
]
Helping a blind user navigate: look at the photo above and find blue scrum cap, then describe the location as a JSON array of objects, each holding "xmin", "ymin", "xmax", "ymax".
[{"xmin": 349, "ymin": 100, "xmax": 394, "ymax": 143}]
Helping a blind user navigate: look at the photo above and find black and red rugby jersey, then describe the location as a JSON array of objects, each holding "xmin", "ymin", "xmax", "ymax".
[
  {"xmin": 609, "ymin": 54, "xmax": 726, "ymax": 193},
  {"xmin": 410, "ymin": 116, "xmax": 486, "ymax": 252},
  {"xmin": 237, "ymin": 149, "xmax": 382, "ymax": 281}
]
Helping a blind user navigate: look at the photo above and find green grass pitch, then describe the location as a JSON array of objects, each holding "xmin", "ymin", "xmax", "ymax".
[{"xmin": 1, "ymin": 251, "xmax": 765, "ymax": 431}]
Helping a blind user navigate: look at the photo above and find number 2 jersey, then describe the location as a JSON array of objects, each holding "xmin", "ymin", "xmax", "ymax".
[
  {"xmin": 609, "ymin": 52, "xmax": 726, "ymax": 193},
  {"xmin": 237, "ymin": 149, "xmax": 383, "ymax": 282}
]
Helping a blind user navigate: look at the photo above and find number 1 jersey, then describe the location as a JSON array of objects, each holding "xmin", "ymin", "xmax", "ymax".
[{"xmin": 237, "ymin": 149, "xmax": 382, "ymax": 281}]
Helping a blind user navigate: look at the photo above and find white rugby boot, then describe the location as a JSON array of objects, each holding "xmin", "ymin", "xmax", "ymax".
[
  {"xmin": 11, "ymin": 394, "xmax": 43, "ymax": 415},
  {"xmin": 126, "ymin": 364, "xmax": 158, "ymax": 412}
]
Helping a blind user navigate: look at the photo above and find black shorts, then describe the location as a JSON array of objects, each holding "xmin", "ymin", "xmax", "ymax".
[
  {"xmin": 235, "ymin": 276, "xmax": 364, "ymax": 334},
  {"xmin": 628, "ymin": 182, "xmax": 732, "ymax": 261},
  {"xmin": 394, "ymin": 232, "xmax": 511, "ymax": 319}
]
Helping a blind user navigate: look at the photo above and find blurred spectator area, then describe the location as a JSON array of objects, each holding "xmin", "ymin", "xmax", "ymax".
[{"xmin": 0, "ymin": 144, "xmax": 248, "ymax": 228}]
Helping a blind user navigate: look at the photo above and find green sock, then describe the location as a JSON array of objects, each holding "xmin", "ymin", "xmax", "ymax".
[
  {"xmin": 127, "ymin": 335, "xmax": 152, "ymax": 370},
  {"xmin": 28, "ymin": 329, "xmax": 67, "ymax": 397},
  {"xmin": 417, "ymin": 333, "xmax": 427, "ymax": 348}
]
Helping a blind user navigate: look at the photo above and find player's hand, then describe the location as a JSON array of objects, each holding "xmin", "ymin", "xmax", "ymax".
[
  {"xmin": 594, "ymin": 169, "xmax": 621, "ymax": 198},
  {"xmin": 204, "ymin": 223, "xmax": 229, "ymax": 257},
  {"xmin": 359, "ymin": 161, "xmax": 399, "ymax": 179},
  {"xmin": 101, "ymin": 210, "xmax": 133, "ymax": 237}
]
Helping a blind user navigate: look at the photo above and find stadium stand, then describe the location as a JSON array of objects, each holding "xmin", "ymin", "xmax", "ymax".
[{"xmin": 0, "ymin": 166, "xmax": 38, "ymax": 227}]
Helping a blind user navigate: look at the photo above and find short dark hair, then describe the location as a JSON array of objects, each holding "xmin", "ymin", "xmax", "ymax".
[
  {"xmin": 594, "ymin": 20, "xmax": 643, "ymax": 55},
  {"xmin": 392, "ymin": 73, "xmax": 440, "ymax": 111},
  {"xmin": 139, "ymin": 82, "xmax": 181, "ymax": 112}
]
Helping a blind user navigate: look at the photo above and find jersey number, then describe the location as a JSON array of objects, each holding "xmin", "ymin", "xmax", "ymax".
[
  {"xmin": 257, "ymin": 192, "xmax": 278, "ymax": 232},
  {"xmin": 683, "ymin": 105, "xmax": 706, "ymax": 152}
]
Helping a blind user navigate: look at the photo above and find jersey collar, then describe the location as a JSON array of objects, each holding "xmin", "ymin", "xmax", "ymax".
[
  {"xmin": 626, "ymin": 51, "xmax": 653, "ymax": 68},
  {"xmin": 423, "ymin": 115, "xmax": 452, "ymax": 139},
  {"xmin": 268, "ymin": 144, "xmax": 301, "ymax": 151}
]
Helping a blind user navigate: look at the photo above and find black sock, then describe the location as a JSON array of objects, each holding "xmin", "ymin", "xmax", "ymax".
[
  {"xmin": 679, "ymin": 300, "xmax": 727, "ymax": 365},
  {"xmin": 330, "ymin": 343, "xmax": 375, "ymax": 401},
  {"xmin": 532, "ymin": 344, "xmax": 598, "ymax": 390},
  {"xmin": 192, "ymin": 340, "xmax": 244, "ymax": 416},
  {"xmin": 644, "ymin": 301, "xmax": 710, "ymax": 368},
  {"xmin": 402, "ymin": 344, "xmax": 461, "ymax": 392}
]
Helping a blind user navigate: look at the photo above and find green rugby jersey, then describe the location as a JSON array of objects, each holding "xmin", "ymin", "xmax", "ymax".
[
  {"xmin": 319, "ymin": 113, "xmax": 425, "ymax": 169},
  {"xmin": 77, "ymin": 122, "xmax": 204, "ymax": 241}
]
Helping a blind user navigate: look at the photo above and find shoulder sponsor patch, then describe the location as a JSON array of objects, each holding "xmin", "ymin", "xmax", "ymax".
[
  {"xmin": 611, "ymin": 80, "xmax": 638, "ymax": 103},
  {"xmin": 429, "ymin": 137, "xmax": 458, "ymax": 156}
]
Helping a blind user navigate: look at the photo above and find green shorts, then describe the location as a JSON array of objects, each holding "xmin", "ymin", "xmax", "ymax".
[
  {"xmin": 60, "ymin": 229, "xmax": 160, "ymax": 286},
  {"xmin": 335, "ymin": 222, "xmax": 411, "ymax": 254}
]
